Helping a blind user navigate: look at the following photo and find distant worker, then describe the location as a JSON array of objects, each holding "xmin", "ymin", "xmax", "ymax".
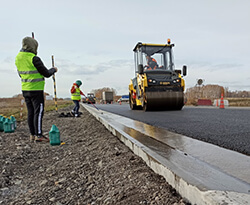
[
  {"xmin": 15, "ymin": 36, "xmax": 58, "ymax": 142},
  {"xmin": 70, "ymin": 80, "xmax": 84, "ymax": 117},
  {"xmin": 145, "ymin": 55, "xmax": 158, "ymax": 70}
]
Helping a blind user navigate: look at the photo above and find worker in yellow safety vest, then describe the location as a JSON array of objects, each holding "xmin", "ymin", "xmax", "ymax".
[
  {"xmin": 70, "ymin": 80, "xmax": 84, "ymax": 117},
  {"xmin": 15, "ymin": 37, "xmax": 58, "ymax": 142}
]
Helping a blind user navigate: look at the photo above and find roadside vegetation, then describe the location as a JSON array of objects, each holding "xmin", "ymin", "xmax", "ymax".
[
  {"xmin": 226, "ymin": 98, "xmax": 250, "ymax": 107},
  {"xmin": 0, "ymin": 98, "xmax": 72, "ymax": 121}
]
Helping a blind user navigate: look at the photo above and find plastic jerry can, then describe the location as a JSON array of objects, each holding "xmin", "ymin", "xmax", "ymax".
[
  {"xmin": 49, "ymin": 124, "xmax": 61, "ymax": 146},
  {"xmin": 10, "ymin": 115, "xmax": 17, "ymax": 129},
  {"xmin": 0, "ymin": 116, "xmax": 4, "ymax": 132},
  {"xmin": 4, "ymin": 118, "xmax": 15, "ymax": 133}
]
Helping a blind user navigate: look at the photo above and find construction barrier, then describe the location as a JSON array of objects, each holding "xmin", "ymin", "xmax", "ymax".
[
  {"xmin": 213, "ymin": 99, "xmax": 229, "ymax": 107},
  {"xmin": 197, "ymin": 99, "xmax": 212, "ymax": 106}
]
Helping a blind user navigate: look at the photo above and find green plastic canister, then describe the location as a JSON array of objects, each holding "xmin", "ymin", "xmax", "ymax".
[
  {"xmin": 0, "ymin": 116, "xmax": 6, "ymax": 132},
  {"xmin": 10, "ymin": 115, "xmax": 17, "ymax": 129},
  {"xmin": 4, "ymin": 118, "xmax": 15, "ymax": 133},
  {"xmin": 49, "ymin": 124, "xmax": 61, "ymax": 146}
]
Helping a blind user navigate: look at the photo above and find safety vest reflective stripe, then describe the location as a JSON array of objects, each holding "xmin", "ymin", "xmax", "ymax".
[
  {"xmin": 21, "ymin": 78, "xmax": 44, "ymax": 82},
  {"xmin": 18, "ymin": 70, "xmax": 39, "ymax": 74}
]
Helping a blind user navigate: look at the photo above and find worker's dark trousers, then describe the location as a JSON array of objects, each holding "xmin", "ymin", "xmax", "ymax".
[
  {"xmin": 23, "ymin": 91, "xmax": 44, "ymax": 136},
  {"xmin": 72, "ymin": 100, "xmax": 80, "ymax": 114}
]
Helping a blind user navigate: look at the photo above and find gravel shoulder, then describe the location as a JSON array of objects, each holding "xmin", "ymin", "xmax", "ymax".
[{"xmin": 0, "ymin": 106, "xmax": 188, "ymax": 205}]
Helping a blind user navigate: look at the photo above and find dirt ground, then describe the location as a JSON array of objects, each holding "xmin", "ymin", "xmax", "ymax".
[{"xmin": 0, "ymin": 105, "xmax": 189, "ymax": 205}]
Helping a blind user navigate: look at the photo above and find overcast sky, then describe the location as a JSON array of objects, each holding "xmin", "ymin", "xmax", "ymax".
[{"xmin": 1, "ymin": 0, "xmax": 250, "ymax": 98}]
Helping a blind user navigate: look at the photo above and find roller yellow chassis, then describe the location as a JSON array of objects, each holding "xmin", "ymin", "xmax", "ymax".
[{"xmin": 129, "ymin": 73, "xmax": 185, "ymax": 108}]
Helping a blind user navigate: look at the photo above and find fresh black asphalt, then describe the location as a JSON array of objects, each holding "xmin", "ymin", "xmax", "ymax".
[{"xmin": 89, "ymin": 104, "xmax": 250, "ymax": 156}]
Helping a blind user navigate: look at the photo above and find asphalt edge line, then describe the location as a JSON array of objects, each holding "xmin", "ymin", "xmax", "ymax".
[{"xmin": 82, "ymin": 104, "xmax": 250, "ymax": 205}]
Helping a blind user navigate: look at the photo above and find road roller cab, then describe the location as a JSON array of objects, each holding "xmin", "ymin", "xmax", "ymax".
[{"xmin": 129, "ymin": 40, "xmax": 187, "ymax": 111}]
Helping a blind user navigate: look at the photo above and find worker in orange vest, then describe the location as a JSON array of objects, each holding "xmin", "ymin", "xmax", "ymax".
[{"xmin": 145, "ymin": 55, "xmax": 158, "ymax": 70}]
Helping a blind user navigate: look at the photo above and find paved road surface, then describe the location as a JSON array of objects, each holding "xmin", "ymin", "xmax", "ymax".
[{"xmin": 87, "ymin": 104, "xmax": 250, "ymax": 156}]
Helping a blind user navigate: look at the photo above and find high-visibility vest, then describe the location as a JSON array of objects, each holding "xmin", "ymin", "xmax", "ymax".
[
  {"xmin": 147, "ymin": 58, "xmax": 158, "ymax": 70},
  {"xmin": 15, "ymin": 52, "xmax": 45, "ymax": 91},
  {"xmin": 71, "ymin": 87, "xmax": 81, "ymax": 100}
]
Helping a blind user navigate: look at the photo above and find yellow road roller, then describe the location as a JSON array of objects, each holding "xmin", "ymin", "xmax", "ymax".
[{"xmin": 129, "ymin": 40, "xmax": 187, "ymax": 111}]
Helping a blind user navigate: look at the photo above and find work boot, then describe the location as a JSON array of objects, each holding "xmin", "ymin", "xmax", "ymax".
[
  {"xmin": 35, "ymin": 135, "xmax": 49, "ymax": 143},
  {"xmin": 70, "ymin": 110, "xmax": 75, "ymax": 116},
  {"xmin": 30, "ymin": 135, "xmax": 35, "ymax": 142}
]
